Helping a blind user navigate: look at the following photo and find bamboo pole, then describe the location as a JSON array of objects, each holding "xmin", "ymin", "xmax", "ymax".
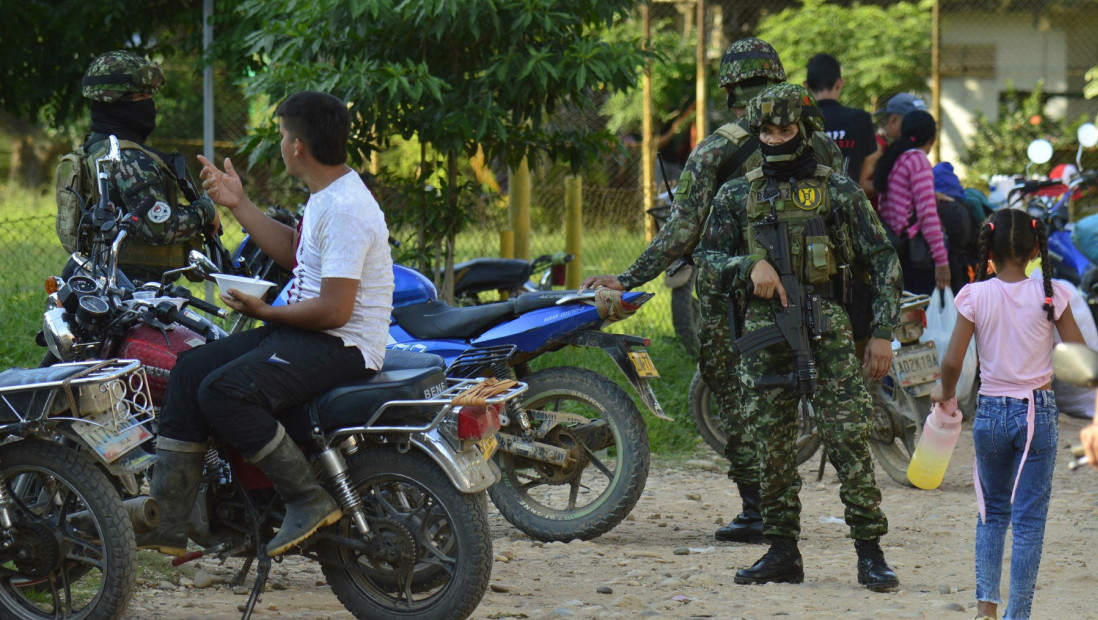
[
  {"xmin": 509, "ymin": 158, "xmax": 531, "ymax": 260},
  {"xmin": 564, "ymin": 175, "xmax": 583, "ymax": 289},
  {"xmin": 931, "ymin": 0, "xmax": 941, "ymax": 164},
  {"xmin": 642, "ymin": 4, "xmax": 656, "ymax": 242},
  {"xmin": 695, "ymin": 0, "xmax": 708, "ymax": 141}
]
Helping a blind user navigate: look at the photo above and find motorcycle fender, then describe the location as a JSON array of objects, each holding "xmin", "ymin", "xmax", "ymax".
[{"xmin": 409, "ymin": 429, "xmax": 500, "ymax": 494}]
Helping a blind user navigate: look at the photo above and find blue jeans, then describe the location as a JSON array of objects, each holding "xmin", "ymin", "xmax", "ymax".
[{"xmin": 973, "ymin": 390, "xmax": 1058, "ymax": 620}]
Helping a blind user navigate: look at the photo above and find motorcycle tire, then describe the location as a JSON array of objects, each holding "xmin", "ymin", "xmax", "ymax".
[
  {"xmin": 867, "ymin": 377, "xmax": 931, "ymax": 487},
  {"xmin": 489, "ymin": 366, "xmax": 650, "ymax": 542},
  {"xmin": 319, "ymin": 447, "xmax": 491, "ymax": 620},
  {"xmin": 669, "ymin": 275, "xmax": 701, "ymax": 360},
  {"xmin": 687, "ymin": 371, "xmax": 821, "ymax": 466},
  {"xmin": 0, "ymin": 440, "xmax": 136, "ymax": 620}
]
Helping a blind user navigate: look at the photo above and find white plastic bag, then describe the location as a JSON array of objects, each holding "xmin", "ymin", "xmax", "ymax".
[
  {"xmin": 923, "ymin": 287, "xmax": 979, "ymax": 415},
  {"xmin": 1051, "ymin": 279, "xmax": 1097, "ymax": 419}
]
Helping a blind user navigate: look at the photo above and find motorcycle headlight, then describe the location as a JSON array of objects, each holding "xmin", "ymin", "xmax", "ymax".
[{"xmin": 43, "ymin": 307, "xmax": 76, "ymax": 361}]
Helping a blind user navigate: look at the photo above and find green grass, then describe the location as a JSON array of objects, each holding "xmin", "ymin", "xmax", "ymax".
[{"xmin": 0, "ymin": 182, "xmax": 705, "ymax": 455}]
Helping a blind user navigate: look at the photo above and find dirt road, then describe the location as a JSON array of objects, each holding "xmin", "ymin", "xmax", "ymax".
[{"xmin": 122, "ymin": 414, "xmax": 1098, "ymax": 620}]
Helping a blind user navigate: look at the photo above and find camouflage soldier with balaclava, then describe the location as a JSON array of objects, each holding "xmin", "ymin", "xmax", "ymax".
[
  {"xmin": 694, "ymin": 82, "xmax": 902, "ymax": 590},
  {"xmin": 582, "ymin": 38, "xmax": 845, "ymax": 545},
  {"xmin": 57, "ymin": 50, "xmax": 219, "ymax": 281}
]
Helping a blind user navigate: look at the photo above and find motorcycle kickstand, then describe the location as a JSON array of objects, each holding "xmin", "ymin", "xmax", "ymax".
[
  {"xmin": 239, "ymin": 554, "xmax": 272, "ymax": 620},
  {"xmin": 815, "ymin": 450, "xmax": 828, "ymax": 482}
]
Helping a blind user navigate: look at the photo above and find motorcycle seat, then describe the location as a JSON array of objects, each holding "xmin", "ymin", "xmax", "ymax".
[
  {"xmin": 454, "ymin": 258, "xmax": 532, "ymax": 294},
  {"xmin": 309, "ymin": 349, "xmax": 447, "ymax": 432},
  {"xmin": 0, "ymin": 364, "xmax": 90, "ymax": 392},
  {"xmin": 392, "ymin": 291, "xmax": 575, "ymax": 340}
]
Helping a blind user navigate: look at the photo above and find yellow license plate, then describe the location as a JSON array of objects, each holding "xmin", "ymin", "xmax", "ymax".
[
  {"xmin": 476, "ymin": 435, "xmax": 498, "ymax": 461},
  {"xmin": 629, "ymin": 351, "xmax": 660, "ymax": 378}
]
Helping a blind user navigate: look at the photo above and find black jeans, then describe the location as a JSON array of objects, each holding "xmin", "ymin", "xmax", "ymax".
[{"xmin": 158, "ymin": 324, "xmax": 373, "ymax": 458}]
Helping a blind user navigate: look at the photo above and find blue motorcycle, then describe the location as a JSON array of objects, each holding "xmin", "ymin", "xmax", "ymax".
[
  {"xmin": 387, "ymin": 264, "xmax": 666, "ymax": 542},
  {"xmin": 235, "ymin": 230, "xmax": 666, "ymax": 542}
]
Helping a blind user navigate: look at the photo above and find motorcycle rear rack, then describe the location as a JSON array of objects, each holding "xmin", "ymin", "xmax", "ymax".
[
  {"xmin": 324, "ymin": 376, "xmax": 528, "ymax": 439},
  {"xmin": 0, "ymin": 359, "xmax": 155, "ymax": 434},
  {"xmin": 446, "ymin": 344, "xmax": 517, "ymax": 379}
]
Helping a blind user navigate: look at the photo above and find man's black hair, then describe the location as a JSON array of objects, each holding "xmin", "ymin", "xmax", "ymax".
[
  {"xmin": 805, "ymin": 54, "xmax": 842, "ymax": 93},
  {"xmin": 276, "ymin": 91, "xmax": 350, "ymax": 166}
]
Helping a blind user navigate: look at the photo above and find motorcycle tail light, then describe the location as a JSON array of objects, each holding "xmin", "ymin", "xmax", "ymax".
[
  {"xmin": 456, "ymin": 403, "xmax": 502, "ymax": 440},
  {"xmin": 551, "ymin": 264, "xmax": 567, "ymax": 286}
]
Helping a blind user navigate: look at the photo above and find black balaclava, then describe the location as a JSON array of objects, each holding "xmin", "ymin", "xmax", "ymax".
[
  {"xmin": 89, "ymin": 99, "xmax": 157, "ymax": 144},
  {"xmin": 759, "ymin": 127, "xmax": 816, "ymax": 180}
]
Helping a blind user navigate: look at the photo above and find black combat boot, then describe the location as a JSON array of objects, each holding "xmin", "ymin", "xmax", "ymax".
[
  {"xmin": 136, "ymin": 439, "xmax": 207, "ymax": 557},
  {"xmin": 733, "ymin": 536, "xmax": 804, "ymax": 585},
  {"xmin": 250, "ymin": 427, "xmax": 343, "ymax": 557},
  {"xmin": 714, "ymin": 482, "xmax": 765, "ymax": 544},
  {"xmin": 855, "ymin": 537, "xmax": 900, "ymax": 591}
]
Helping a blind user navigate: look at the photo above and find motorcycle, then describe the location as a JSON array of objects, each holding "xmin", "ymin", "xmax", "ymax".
[
  {"xmin": 36, "ymin": 136, "xmax": 518, "ymax": 620},
  {"xmin": 388, "ymin": 264, "xmax": 665, "ymax": 542},
  {"xmin": 689, "ymin": 291, "xmax": 941, "ymax": 487},
  {"xmin": 0, "ymin": 358, "xmax": 156, "ymax": 620}
]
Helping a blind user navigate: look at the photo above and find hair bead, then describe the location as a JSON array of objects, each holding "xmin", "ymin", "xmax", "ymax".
[{"xmin": 989, "ymin": 222, "xmax": 995, "ymax": 231}]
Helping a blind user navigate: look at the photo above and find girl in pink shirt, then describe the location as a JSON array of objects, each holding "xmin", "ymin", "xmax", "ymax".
[
  {"xmin": 874, "ymin": 110, "xmax": 952, "ymax": 294},
  {"xmin": 931, "ymin": 208, "xmax": 1084, "ymax": 620}
]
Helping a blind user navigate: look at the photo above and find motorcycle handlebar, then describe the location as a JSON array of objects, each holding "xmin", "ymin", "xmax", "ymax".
[
  {"xmin": 164, "ymin": 285, "xmax": 227, "ymax": 319},
  {"xmin": 159, "ymin": 302, "xmax": 215, "ymax": 339}
]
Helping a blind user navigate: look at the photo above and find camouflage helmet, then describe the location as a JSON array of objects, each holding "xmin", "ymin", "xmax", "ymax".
[
  {"xmin": 719, "ymin": 37, "xmax": 785, "ymax": 91},
  {"xmin": 81, "ymin": 50, "xmax": 164, "ymax": 103},
  {"xmin": 746, "ymin": 83, "xmax": 826, "ymax": 136}
]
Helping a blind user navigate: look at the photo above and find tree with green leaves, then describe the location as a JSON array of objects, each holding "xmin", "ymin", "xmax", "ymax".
[
  {"xmin": 756, "ymin": 0, "xmax": 932, "ymax": 112},
  {"xmin": 229, "ymin": 0, "xmax": 647, "ymax": 300}
]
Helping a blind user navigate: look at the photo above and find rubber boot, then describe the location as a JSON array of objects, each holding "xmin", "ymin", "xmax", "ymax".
[
  {"xmin": 136, "ymin": 438, "xmax": 206, "ymax": 557},
  {"xmin": 855, "ymin": 538, "xmax": 900, "ymax": 591},
  {"xmin": 714, "ymin": 482, "xmax": 765, "ymax": 544},
  {"xmin": 734, "ymin": 536, "xmax": 804, "ymax": 585},
  {"xmin": 250, "ymin": 427, "xmax": 343, "ymax": 557}
]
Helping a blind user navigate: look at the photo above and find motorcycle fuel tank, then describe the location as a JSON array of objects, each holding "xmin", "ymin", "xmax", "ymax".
[{"xmin": 117, "ymin": 323, "xmax": 207, "ymax": 404}]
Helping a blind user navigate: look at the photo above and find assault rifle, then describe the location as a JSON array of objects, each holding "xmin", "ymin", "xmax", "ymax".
[{"xmin": 732, "ymin": 213, "xmax": 831, "ymax": 402}]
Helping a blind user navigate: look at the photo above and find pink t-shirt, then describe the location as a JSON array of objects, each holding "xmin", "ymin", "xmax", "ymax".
[{"xmin": 955, "ymin": 278, "xmax": 1072, "ymax": 394}]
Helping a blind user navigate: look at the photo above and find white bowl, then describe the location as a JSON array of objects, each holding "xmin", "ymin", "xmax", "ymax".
[{"xmin": 212, "ymin": 273, "xmax": 275, "ymax": 299}]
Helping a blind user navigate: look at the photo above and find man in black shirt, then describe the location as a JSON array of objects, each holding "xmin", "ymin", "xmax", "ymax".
[{"xmin": 805, "ymin": 53, "xmax": 878, "ymax": 195}]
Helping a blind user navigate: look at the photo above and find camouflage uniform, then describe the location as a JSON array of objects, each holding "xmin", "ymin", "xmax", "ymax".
[
  {"xmin": 618, "ymin": 39, "xmax": 847, "ymax": 485},
  {"xmin": 694, "ymin": 83, "xmax": 902, "ymax": 541},
  {"xmin": 75, "ymin": 51, "xmax": 216, "ymax": 279}
]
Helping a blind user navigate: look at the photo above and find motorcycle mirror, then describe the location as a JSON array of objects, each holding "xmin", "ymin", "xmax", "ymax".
[
  {"xmin": 1027, "ymin": 139, "xmax": 1054, "ymax": 165},
  {"xmin": 1053, "ymin": 342, "xmax": 1098, "ymax": 387},
  {"xmin": 187, "ymin": 250, "xmax": 219, "ymax": 279},
  {"xmin": 1078, "ymin": 123, "xmax": 1098, "ymax": 148}
]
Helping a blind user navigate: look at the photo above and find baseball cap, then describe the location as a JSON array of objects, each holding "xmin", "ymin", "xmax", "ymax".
[{"xmin": 875, "ymin": 93, "xmax": 926, "ymax": 118}]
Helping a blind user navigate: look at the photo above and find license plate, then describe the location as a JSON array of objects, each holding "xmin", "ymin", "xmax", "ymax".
[
  {"xmin": 476, "ymin": 435, "xmax": 498, "ymax": 461},
  {"xmin": 893, "ymin": 342, "xmax": 941, "ymax": 388},
  {"xmin": 75, "ymin": 421, "xmax": 153, "ymax": 463},
  {"xmin": 629, "ymin": 351, "xmax": 660, "ymax": 378}
]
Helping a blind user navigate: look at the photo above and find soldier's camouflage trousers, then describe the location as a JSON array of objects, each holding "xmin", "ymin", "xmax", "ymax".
[
  {"xmin": 694, "ymin": 264, "xmax": 759, "ymax": 485},
  {"xmin": 738, "ymin": 297, "xmax": 888, "ymax": 541}
]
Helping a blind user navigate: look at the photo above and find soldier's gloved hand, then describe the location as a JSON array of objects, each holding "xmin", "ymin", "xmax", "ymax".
[
  {"xmin": 749, "ymin": 260, "xmax": 787, "ymax": 308},
  {"xmin": 581, "ymin": 275, "xmax": 624, "ymax": 291}
]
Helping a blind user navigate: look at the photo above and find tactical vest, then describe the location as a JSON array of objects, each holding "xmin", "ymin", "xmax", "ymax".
[{"xmin": 743, "ymin": 165, "xmax": 853, "ymax": 288}]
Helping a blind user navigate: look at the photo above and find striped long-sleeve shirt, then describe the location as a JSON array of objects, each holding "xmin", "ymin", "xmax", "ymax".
[{"xmin": 878, "ymin": 149, "xmax": 949, "ymax": 267}]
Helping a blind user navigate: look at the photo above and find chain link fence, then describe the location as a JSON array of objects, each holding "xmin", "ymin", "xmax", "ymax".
[{"xmin": 5, "ymin": 0, "xmax": 1098, "ymax": 366}]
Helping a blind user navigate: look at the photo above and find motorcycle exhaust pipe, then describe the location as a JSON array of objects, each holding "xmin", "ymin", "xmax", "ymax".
[{"xmin": 69, "ymin": 496, "xmax": 161, "ymax": 534}]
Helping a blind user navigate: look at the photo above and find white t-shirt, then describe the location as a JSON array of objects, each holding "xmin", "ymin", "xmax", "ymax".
[{"xmin": 288, "ymin": 170, "xmax": 393, "ymax": 370}]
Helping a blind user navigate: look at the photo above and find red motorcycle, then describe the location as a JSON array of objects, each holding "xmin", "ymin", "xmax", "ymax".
[{"xmin": 33, "ymin": 136, "xmax": 518, "ymax": 620}]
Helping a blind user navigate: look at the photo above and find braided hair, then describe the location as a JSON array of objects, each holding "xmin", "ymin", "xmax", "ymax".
[{"xmin": 974, "ymin": 208, "xmax": 1054, "ymax": 321}]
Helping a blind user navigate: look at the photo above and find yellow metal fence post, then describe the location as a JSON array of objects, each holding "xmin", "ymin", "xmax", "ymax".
[
  {"xmin": 564, "ymin": 174, "xmax": 583, "ymax": 289},
  {"xmin": 509, "ymin": 158, "xmax": 531, "ymax": 261}
]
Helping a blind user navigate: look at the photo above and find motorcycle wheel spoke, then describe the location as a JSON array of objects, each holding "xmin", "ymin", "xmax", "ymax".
[{"xmin": 581, "ymin": 444, "xmax": 614, "ymax": 481}]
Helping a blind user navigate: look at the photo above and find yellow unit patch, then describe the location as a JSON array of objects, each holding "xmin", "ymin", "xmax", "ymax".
[{"xmin": 793, "ymin": 181, "xmax": 822, "ymax": 210}]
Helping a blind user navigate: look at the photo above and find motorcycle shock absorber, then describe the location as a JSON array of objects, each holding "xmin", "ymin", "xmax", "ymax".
[{"xmin": 316, "ymin": 447, "xmax": 369, "ymax": 536}]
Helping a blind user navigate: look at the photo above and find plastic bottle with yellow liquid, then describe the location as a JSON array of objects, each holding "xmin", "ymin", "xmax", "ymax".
[{"xmin": 907, "ymin": 398, "xmax": 963, "ymax": 490}]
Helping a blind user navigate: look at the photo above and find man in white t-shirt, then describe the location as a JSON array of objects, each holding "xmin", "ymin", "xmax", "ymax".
[{"xmin": 138, "ymin": 92, "xmax": 394, "ymax": 559}]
